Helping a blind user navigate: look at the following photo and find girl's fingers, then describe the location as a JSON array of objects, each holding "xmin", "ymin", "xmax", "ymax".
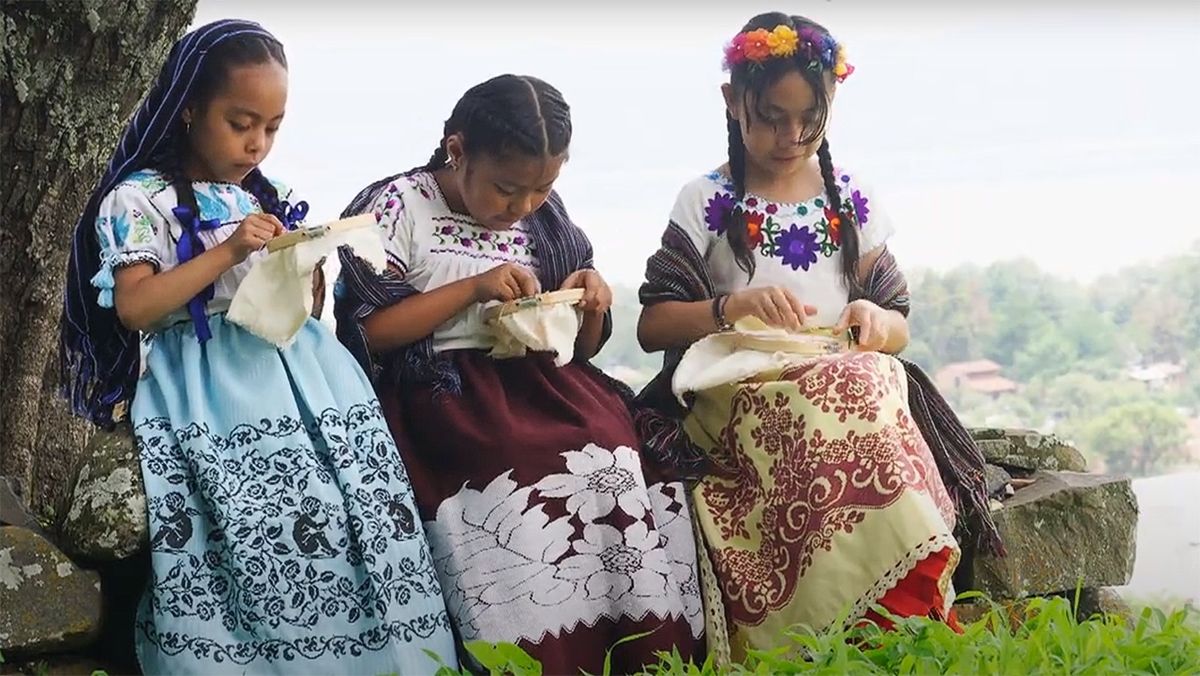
[
  {"xmin": 857, "ymin": 315, "xmax": 874, "ymax": 350},
  {"xmin": 783, "ymin": 292, "xmax": 809, "ymax": 328},
  {"xmin": 760, "ymin": 300, "xmax": 784, "ymax": 328},
  {"xmin": 773, "ymin": 294, "xmax": 801, "ymax": 331}
]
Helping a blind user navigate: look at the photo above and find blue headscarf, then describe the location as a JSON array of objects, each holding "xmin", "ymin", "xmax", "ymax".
[{"xmin": 59, "ymin": 19, "xmax": 283, "ymax": 431}]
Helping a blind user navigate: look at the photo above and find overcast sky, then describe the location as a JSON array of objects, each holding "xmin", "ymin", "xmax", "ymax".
[{"xmin": 193, "ymin": 1, "xmax": 1200, "ymax": 285}]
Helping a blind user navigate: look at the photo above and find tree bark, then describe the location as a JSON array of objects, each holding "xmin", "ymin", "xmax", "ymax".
[{"xmin": 0, "ymin": 0, "xmax": 198, "ymax": 518}]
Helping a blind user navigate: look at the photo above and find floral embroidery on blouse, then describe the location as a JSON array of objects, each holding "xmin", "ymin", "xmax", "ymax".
[
  {"xmin": 412, "ymin": 179, "xmax": 434, "ymax": 201},
  {"xmin": 122, "ymin": 169, "xmax": 284, "ymax": 226},
  {"xmin": 99, "ymin": 207, "xmax": 159, "ymax": 251},
  {"xmin": 126, "ymin": 169, "xmax": 170, "ymax": 195},
  {"xmin": 701, "ymin": 170, "xmax": 871, "ymax": 271},
  {"xmin": 431, "ymin": 218, "xmax": 537, "ymax": 258}
]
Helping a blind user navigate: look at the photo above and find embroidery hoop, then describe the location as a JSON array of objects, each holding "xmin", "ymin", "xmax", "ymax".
[
  {"xmin": 725, "ymin": 324, "xmax": 851, "ymax": 355},
  {"xmin": 265, "ymin": 213, "xmax": 378, "ymax": 253},
  {"xmin": 481, "ymin": 288, "xmax": 585, "ymax": 324}
]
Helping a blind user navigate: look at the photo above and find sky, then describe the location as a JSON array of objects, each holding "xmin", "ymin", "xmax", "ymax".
[{"xmin": 192, "ymin": 1, "xmax": 1200, "ymax": 286}]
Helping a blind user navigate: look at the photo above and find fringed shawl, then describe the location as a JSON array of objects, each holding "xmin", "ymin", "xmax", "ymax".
[
  {"xmin": 637, "ymin": 220, "xmax": 1005, "ymax": 557},
  {"xmin": 58, "ymin": 19, "xmax": 282, "ymax": 430}
]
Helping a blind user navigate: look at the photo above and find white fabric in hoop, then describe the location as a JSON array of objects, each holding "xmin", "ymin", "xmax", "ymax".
[
  {"xmin": 228, "ymin": 221, "xmax": 386, "ymax": 348},
  {"xmin": 484, "ymin": 290, "xmax": 583, "ymax": 367},
  {"xmin": 672, "ymin": 317, "xmax": 851, "ymax": 404}
]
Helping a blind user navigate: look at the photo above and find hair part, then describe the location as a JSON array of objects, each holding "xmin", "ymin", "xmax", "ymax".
[
  {"xmin": 424, "ymin": 74, "xmax": 572, "ymax": 171},
  {"xmin": 724, "ymin": 12, "xmax": 859, "ymax": 294}
]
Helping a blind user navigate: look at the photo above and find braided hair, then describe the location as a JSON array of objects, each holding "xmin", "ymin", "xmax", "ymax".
[
  {"xmin": 425, "ymin": 74, "xmax": 572, "ymax": 171},
  {"xmin": 724, "ymin": 12, "xmax": 859, "ymax": 294},
  {"xmin": 152, "ymin": 33, "xmax": 289, "ymax": 222}
]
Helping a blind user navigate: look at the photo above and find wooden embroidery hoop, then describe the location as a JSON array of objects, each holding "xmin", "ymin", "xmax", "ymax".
[
  {"xmin": 481, "ymin": 288, "xmax": 585, "ymax": 324},
  {"xmin": 725, "ymin": 325, "xmax": 852, "ymax": 355},
  {"xmin": 265, "ymin": 213, "xmax": 378, "ymax": 253}
]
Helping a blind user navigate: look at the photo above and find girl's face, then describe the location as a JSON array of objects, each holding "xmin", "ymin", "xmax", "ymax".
[
  {"xmin": 182, "ymin": 60, "xmax": 288, "ymax": 183},
  {"xmin": 723, "ymin": 69, "xmax": 834, "ymax": 179},
  {"xmin": 448, "ymin": 139, "xmax": 566, "ymax": 231}
]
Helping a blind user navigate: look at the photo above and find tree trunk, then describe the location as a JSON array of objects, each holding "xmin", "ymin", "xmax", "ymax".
[{"xmin": 0, "ymin": 0, "xmax": 197, "ymax": 518}]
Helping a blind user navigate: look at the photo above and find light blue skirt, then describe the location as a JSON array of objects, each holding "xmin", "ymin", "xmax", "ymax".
[{"xmin": 132, "ymin": 315, "xmax": 456, "ymax": 675}]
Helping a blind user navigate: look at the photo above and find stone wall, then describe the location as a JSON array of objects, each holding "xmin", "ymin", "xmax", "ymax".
[{"xmin": 958, "ymin": 429, "xmax": 1139, "ymax": 623}]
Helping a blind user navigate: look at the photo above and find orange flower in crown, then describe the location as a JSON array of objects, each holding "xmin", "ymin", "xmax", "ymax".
[
  {"xmin": 723, "ymin": 23, "xmax": 854, "ymax": 83},
  {"xmin": 742, "ymin": 29, "xmax": 773, "ymax": 61}
]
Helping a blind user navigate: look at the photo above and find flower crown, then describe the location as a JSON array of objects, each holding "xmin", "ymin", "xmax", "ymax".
[{"xmin": 723, "ymin": 24, "xmax": 854, "ymax": 83}]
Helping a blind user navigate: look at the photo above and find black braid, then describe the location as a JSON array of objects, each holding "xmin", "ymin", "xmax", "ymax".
[
  {"xmin": 152, "ymin": 124, "xmax": 202, "ymax": 244},
  {"xmin": 346, "ymin": 76, "xmax": 573, "ymax": 222},
  {"xmin": 539, "ymin": 85, "xmax": 573, "ymax": 156},
  {"xmin": 428, "ymin": 74, "xmax": 571, "ymax": 170},
  {"xmin": 425, "ymin": 145, "xmax": 450, "ymax": 171},
  {"xmin": 241, "ymin": 169, "xmax": 285, "ymax": 222},
  {"xmin": 817, "ymin": 139, "xmax": 859, "ymax": 293},
  {"xmin": 725, "ymin": 112, "xmax": 756, "ymax": 279}
]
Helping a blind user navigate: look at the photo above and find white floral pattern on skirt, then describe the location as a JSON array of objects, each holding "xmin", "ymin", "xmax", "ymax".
[{"xmin": 425, "ymin": 444, "xmax": 704, "ymax": 645}]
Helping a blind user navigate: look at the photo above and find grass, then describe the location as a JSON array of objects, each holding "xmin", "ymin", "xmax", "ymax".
[
  {"xmin": 423, "ymin": 593, "xmax": 1200, "ymax": 676},
  {"xmin": 4, "ymin": 595, "xmax": 1194, "ymax": 675}
]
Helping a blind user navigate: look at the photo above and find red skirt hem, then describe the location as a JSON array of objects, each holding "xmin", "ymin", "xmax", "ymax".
[{"xmin": 862, "ymin": 546, "xmax": 961, "ymax": 633}]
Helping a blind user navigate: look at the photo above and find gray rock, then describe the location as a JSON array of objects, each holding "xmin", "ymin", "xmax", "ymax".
[
  {"xmin": 970, "ymin": 428, "xmax": 1088, "ymax": 472},
  {"xmin": 984, "ymin": 464, "xmax": 1013, "ymax": 499},
  {"xmin": 1067, "ymin": 587, "xmax": 1134, "ymax": 625},
  {"xmin": 58, "ymin": 428, "xmax": 147, "ymax": 562},
  {"xmin": 3, "ymin": 653, "xmax": 114, "ymax": 675},
  {"xmin": 0, "ymin": 477, "xmax": 47, "ymax": 538},
  {"xmin": 969, "ymin": 427, "xmax": 1008, "ymax": 441},
  {"xmin": 972, "ymin": 471, "xmax": 1138, "ymax": 600},
  {"xmin": 0, "ymin": 527, "xmax": 101, "ymax": 656}
]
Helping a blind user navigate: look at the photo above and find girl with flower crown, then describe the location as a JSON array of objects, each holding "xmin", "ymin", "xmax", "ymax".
[
  {"xmin": 335, "ymin": 74, "xmax": 704, "ymax": 673},
  {"xmin": 636, "ymin": 11, "xmax": 1005, "ymax": 661},
  {"xmin": 58, "ymin": 20, "xmax": 455, "ymax": 674}
]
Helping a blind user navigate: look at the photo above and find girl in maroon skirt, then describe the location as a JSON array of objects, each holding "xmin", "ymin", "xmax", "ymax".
[{"xmin": 334, "ymin": 74, "xmax": 704, "ymax": 674}]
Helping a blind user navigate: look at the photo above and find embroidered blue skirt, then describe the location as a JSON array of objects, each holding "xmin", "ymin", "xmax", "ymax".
[{"xmin": 131, "ymin": 315, "xmax": 456, "ymax": 675}]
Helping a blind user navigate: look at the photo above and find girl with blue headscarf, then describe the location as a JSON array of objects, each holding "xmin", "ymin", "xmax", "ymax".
[{"xmin": 58, "ymin": 19, "xmax": 455, "ymax": 674}]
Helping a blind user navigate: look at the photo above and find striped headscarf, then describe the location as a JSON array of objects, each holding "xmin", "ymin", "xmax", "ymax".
[{"xmin": 58, "ymin": 19, "xmax": 281, "ymax": 431}]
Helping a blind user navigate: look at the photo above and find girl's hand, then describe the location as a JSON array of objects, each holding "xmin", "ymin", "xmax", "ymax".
[
  {"xmin": 725, "ymin": 286, "xmax": 817, "ymax": 332},
  {"xmin": 559, "ymin": 269, "xmax": 612, "ymax": 314},
  {"xmin": 834, "ymin": 299, "xmax": 890, "ymax": 352},
  {"xmin": 221, "ymin": 213, "xmax": 284, "ymax": 263},
  {"xmin": 472, "ymin": 262, "xmax": 540, "ymax": 303}
]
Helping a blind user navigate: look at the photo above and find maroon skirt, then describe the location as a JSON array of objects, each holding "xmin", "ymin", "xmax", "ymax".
[{"xmin": 381, "ymin": 350, "xmax": 704, "ymax": 674}]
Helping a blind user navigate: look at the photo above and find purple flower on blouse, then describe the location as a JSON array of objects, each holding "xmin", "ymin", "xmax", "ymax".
[
  {"xmin": 514, "ymin": 236, "xmax": 526, "ymax": 245},
  {"xmin": 479, "ymin": 231, "xmax": 492, "ymax": 241},
  {"xmin": 498, "ymin": 243, "xmax": 510, "ymax": 253},
  {"xmin": 459, "ymin": 238, "xmax": 472, "ymax": 248},
  {"xmin": 778, "ymin": 224, "xmax": 819, "ymax": 271},
  {"xmin": 851, "ymin": 189, "xmax": 870, "ymax": 226},
  {"xmin": 440, "ymin": 225, "xmax": 456, "ymax": 235},
  {"xmin": 705, "ymin": 192, "xmax": 736, "ymax": 235}
]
